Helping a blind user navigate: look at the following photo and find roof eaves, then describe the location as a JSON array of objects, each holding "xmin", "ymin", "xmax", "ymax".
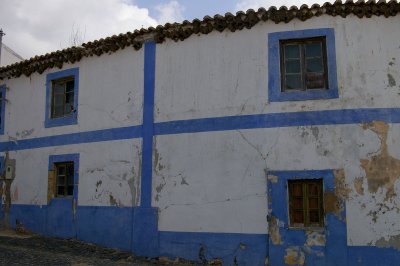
[{"xmin": 0, "ymin": 0, "xmax": 399, "ymax": 80}]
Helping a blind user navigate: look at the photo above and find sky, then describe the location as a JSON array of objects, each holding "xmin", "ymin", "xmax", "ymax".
[{"xmin": 0, "ymin": 0, "xmax": 332, "ymax": 59}]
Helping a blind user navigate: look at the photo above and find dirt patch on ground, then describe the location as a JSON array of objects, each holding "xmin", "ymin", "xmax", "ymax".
[{"xmin": 0, "ymin": 229, "xmax": 199, "ymax": 265}]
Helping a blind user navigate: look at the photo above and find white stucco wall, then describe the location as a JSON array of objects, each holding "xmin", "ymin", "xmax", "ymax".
[
  {"xmin": 7, "ymin": 138, "xmax": 141, "ymax": 207},
  {"xmin": 0, "ymin": 44, "xmax": 23, "ymax": 67},
  {"xmin": 0, "ymin": 47, "xmax": 145, "ymax": 208},
  {"xmin": 1, "ymin": 47, "xmax": 144, "ymax": 141},
  {"xmin": 1, "ymin": 12, "xmax": 399, "ymax": 251},
  {"xmin": 154, "ymin": 15, "xmax": 400, "ymax": 122},
  {"xmin": 152, "ymin": 123, "xmax": 400, "ymax": 246},
  {"xmin": 152, "ymin": 13, "xmax": 400, "ymax": 248}
]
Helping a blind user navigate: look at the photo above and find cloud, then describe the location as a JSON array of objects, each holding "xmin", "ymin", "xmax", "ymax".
[
  {"xmin": 235, "ymin": 0, "xmax": 334, "ymax": 11},
  {"xmin": 0, "ymin": 0, "xmax": 158, "ymax": 59},
  {"xmin": 155, "ymin": 0, "xmax": 185, "ymax": 24}
]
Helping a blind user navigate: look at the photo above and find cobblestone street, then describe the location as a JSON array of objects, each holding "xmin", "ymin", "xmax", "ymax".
[{"xmin": 0, "ymin": 230, "xmax": 197, "ymax": 266}]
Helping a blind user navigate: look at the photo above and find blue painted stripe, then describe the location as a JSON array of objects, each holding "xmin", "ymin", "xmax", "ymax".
[
  {"xmin": 0, "ymin": 125, "xmax": 142, "ymax": 151},
  {"xmin": 154, "ymin": 108, "xmax": 400, "ymax": 135},
  {"xmin": 141, "ymin": 41, "xmax": 156, "ymax": 208},
  {"xmin": 159, "ymin": 231, "xmax": 268, "ymax": 265},
  {"xmin": 2, "ymin": 108, "xmax": 400, "ymax": 152}
]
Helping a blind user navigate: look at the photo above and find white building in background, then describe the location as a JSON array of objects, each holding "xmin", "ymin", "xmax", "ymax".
[
  {"xmin": 0, "ymin": 1, "xmax": 400, "ymax": 265},
  {"xmin": 0, "ymin": 43, "xmax": 23, "ymax": 66}
]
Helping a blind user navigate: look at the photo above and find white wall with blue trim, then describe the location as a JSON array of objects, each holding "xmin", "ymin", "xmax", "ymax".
[
  {"xmin": 2, "ymin": 47, "xmax": 144, "ymax": 139},
  {"xmin": 7, "ymin": 140, "xmax": 141, "ymax": 207},
  {"xmin": 0, "ymin": 13, "xmax": 400, "ymax": 266},
  {"xmin": 155, "ymin": 15, "xmax": 399, "ymax": 122}
]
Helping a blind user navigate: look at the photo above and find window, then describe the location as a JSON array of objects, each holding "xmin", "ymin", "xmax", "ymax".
[
  {"xmin": 281, "ymin": 38, "xmax": 327, "ymax": 91},
  {"xmin": 45, "ymin": 68, "xmax": 79, "ymax": 128},
  {"xmin": 51, "ymin": 78, "xmax": 75, "ymax": 118},
  {"xmin": 268, "ymin": 28, "xmax": 338, "ymax": 102},
  {"xmin": 48, "ymin": 154, "xmax": 79, "ymax": 202},
  {"xmin": 0, "ymin": 84, "xmax": 6, "ymax": 135},
  {"xmin": 288, "ymin": 179, "xmax": 323, "ymax": 227},
  {"xmin": 55, "ymin": 162, "xmax": 74, "ymax": 197}
]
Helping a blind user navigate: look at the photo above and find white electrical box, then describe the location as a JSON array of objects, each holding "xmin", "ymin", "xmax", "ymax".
[{"xmin": 5, "ymin": 165, "xmax": 14, "ymax": 180}]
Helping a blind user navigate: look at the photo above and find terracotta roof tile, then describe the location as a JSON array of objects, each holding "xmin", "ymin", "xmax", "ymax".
[{"xmin": 0, "ymin": 0, "xmax": 399, "ymax": 79}]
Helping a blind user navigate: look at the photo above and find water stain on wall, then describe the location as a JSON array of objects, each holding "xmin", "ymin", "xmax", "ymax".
[
  {"xmin": 324, "ymin": 169, "xmax": 350, "ymax": 220},
  {"xmin": 361, "ymin": 121, "xmax": 400, "ymax": 201}
]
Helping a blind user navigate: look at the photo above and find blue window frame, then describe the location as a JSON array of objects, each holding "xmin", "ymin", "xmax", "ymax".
[
  {"xmin": 48, "ymin": 154, "xmax": 79, "ymax": 200},
  {"xmin": 0, "ymin": 85, "xmax": 6, "ymax": 134},
  {"xmin": 0, "ymin": 155, "xmax": 4, "ymax": 174},
  {"xmin": 268, "ymin": 28, "xmax": 338, "ymax": 102},
  {"xmin": 45, "ymin": 68, "xmax": 79, "ymax": 128}
]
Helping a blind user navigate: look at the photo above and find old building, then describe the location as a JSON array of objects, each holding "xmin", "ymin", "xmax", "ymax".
[
  {"xmin": 0, "ymin": 1, "xmax": 400, "ymax": 265},
  {"xmin": 0, "ymin": 42, "xmax": 24, "ymax": 67}
]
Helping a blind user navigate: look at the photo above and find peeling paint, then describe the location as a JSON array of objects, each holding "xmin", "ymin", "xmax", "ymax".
[
  {"xmin": 324, "ymin": 191, "xmax": 341, "ymax": 218},
  {"xmin": 310, "ymin": 126, "xmax": 319, "ymax": 139},
  {"xmin": 180, "ymin": 176, "xmax": 189, "ymax": 186},
  {"xmin": 11, "ymin": 186, "xmax": 18, "ymax": 202},
  {"xmin": 128, "ymin": 175, "xmax": 139, "ymax": 206},
  {"xmin": 15, "ymin": 129, "xmax": 34, "ymax": 138},
  {"xmin": 387, "ymin": 73, "xmax": 396, "ymax": 87},
  {"xmin": 284, "ymin": 247, "xmax": 305, "ymax": 265},
  {"xmin": 361, "ymin": 121, "xmax": 400, "ymax": 200},
  {"xmin": 324, "ymin": 169, "xmax": 350, "ymax": 220},
  {"xmin": 267, "ymin": 175, "xmax": 278, "ymax": 183},
  {"xmin": 375, "ymin": 234, "xmax": 400, "ymax": 250},
  {"xmin": 156, "ymin": 182, "xmax": 165, "ymax": 193},
  {"xmin": 96, "ymin": 180, "xmax": 102, "ymax": 187},
  {"xmin": 305, "ymin": 231, "xmax": 326, "ymax": 246},
  {"xmin": 333, "ymin": 169, "xmax": 351, "ymax": 200},
  {"xmin": 109, "ymin": 194, "xmax": 119, "ymax": 206},
  {"xmin": 86, "ymin": 168, "xmax": 104, "ymax": 174},
  {"xmin": 353, "ymin": 177, "xmax": 364, "ymax": 196},
  {"xmin": 269, "ymin": 216, "xmax": 282, "ymax": 245},
  {"xmin": 47, "ymin": 170, "xmax": 56, "ymax": 203}
]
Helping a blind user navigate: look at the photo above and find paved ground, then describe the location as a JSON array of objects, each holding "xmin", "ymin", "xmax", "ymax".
[{"xmin": 0, "ymin": 229, "xmax": 198, "ymax": 266}]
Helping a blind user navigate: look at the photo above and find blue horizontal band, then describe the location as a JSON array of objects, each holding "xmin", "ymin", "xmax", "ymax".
[
  {"xmin": 2, "ymin": 108, "xmax": 400, "ymax": 152},
  {"xmin": 0, "ymin": 125, "xmax": 142, "ymax": 151},
  {"xmin": 154, "ymin": 108, "xmax": 400, "ymax": 135}
]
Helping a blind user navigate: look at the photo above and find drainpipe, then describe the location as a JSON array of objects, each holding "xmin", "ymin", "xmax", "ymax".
[{"xmin": 0, "ymin": 29, "xmax": 5, "ymax": 66}]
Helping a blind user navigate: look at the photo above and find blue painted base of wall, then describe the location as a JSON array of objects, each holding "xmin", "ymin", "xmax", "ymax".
[
  {"xmin": 348, "ymin": 246, "xmax": 400, "ymax": 266},
  {"xmin": 76, "ymin": 206, "xmax": 133, "ymax": 251},
  {"xmin": 8, "ymin": 204, "xmax": 133, "ymax": 251},
  {"xmin": 3, "ymin": 204, "xmax": 400, "ymax": 266},
  {"xmin": 159, "ymin": 231, "xmax": 268, "ymax": 266},
  {"xmin": 132, "ymin": 207, "xmax": 158, "ymax": 257}
]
